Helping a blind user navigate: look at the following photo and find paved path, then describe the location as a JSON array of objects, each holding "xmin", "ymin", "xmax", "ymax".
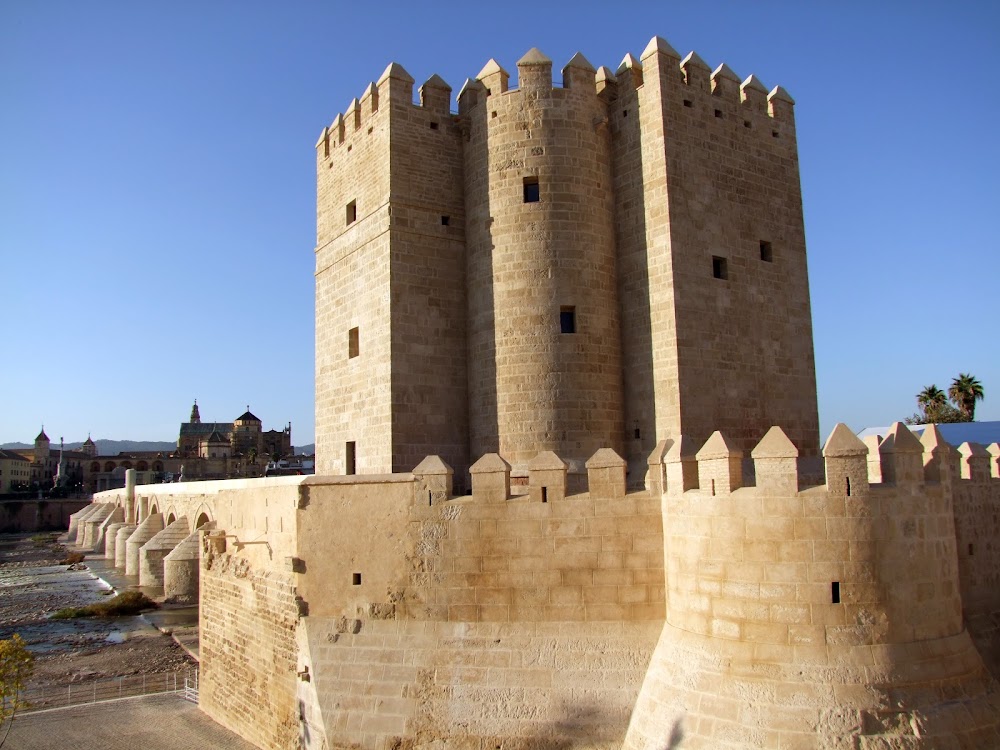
[{"xmin": 5, "ymin": 693, "xmax": 258, "ymax": 750}]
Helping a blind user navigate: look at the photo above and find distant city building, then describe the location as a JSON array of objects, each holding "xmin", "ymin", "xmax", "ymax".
[
  {"xmin": 15, "ymin": 403, "xmax": 297, "ymax": 493},
  {"xmin": 15, "ymin": 428, "xmax": 86, "ymax": 490},
  {"xmin": 0, "ymin": 449, "xmax": 31, "ymax": 493},
  {"xmin": 177, "ymin": 400, "xmax": 292, "ymax": 462}
]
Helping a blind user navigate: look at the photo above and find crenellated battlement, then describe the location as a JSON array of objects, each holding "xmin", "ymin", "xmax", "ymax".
[
  {"xmin": 315, "ymin": 61, "xmax": 459, "ymax": 157},
  {"xmin": 445, "ymin": 35, "xmax": 796, "ymax": 138}
]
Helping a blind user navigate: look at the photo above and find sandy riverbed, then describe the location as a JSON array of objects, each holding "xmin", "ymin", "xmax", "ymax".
[{"xmin": 0, "ymin": 533, "xmax": 196, "ymax": 689}]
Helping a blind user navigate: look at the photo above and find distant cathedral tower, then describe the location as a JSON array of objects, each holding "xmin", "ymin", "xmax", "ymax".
[
  {"xmin": 34, "ymin": 426, "xmax": 50, "ymax": 461},
  {"xmin": 190, "ymin": 400, "xmax": 201, "ymax": 424}
]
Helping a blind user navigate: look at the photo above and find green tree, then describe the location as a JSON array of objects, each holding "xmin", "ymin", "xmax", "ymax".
[
  {"xmin": 949, "ymin": 373, "xmax": 985, "ymax": 422},
  {"xmin": 0, "ymin": 634, "xmax": 34, "ymax": 748},
  {"xmin": 917, "ymin": 384, "xmax": 947, "ymax": 413}
]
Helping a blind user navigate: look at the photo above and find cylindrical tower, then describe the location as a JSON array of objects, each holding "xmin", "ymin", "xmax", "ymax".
[
  {"xmin": 625, "ymin": 424, "xmax": 1000, "ymax": 748},
  {"xmin": 463, "ymin": 49, "xmax": 624, "ymax": 478}
]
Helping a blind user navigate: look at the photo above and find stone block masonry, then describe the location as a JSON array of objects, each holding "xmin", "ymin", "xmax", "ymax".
[
  {"xmin": 199, "ymin": 550, "xmax": 300, "ymax": 750},
  {"xmin": 87, "ymin": 420, "xmax": 1000, "ymax": 749},
  {"xmin": 314, "ymin": 35, "xmax": 819, "ymax": 491}
]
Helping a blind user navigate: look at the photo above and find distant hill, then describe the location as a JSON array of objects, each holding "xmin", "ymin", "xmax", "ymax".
[
  {"xmin": 0, "ymin": 440, "xmax": 176, "ymax": 455},
  {"xmin": 295, "ymin": 444, "xmax": 315, "ymax": 456}
]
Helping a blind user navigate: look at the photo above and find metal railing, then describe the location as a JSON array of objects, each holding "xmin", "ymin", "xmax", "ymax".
[
  {"xmin": 183, "ymin": 668, "xmax": 199, "ymax": 703},
  {"xmin": 20, "ymin": 668, "xmax": 198, "ymax": 713}
]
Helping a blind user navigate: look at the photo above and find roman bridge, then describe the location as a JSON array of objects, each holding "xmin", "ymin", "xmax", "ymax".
[{"xmin": 68, "ymin": 471, "xmax": 307, "ymax": 600}]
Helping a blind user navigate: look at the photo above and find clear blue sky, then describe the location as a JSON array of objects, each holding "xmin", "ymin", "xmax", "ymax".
[{"xmin": 2, "ymin": 1, "xmax": 997, "ymax": 446}]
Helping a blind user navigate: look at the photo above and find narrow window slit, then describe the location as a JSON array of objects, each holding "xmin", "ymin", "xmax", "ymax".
[
  {"xmin": 352, "ymin": 573, "xmax": 361, "ymax": 586},
  {"xmin": 559, "ymin": 306, "xmax": 576, "ymax": 334},
  {"xmin": 832, "ymin": 582, "xmax": 841, "ymax": 604},
  {"xmin": 523, "ymin": 176, "xmax": 540, "ymax": 203},
  {"xmin": 541, "ymin": 487, "xmax": 548, "ymax": 503}
]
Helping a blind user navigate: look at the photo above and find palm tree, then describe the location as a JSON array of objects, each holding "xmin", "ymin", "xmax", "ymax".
[
  {"xmin": 917, "ymin": 384, "xmax": 947, "ymax": 416},
  {"xmin": 949, "ymin": 373, "xmax": 985, "ymax": 421}
]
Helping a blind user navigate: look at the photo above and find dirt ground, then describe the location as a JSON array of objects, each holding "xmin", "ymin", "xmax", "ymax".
[{"xmin": 0, "ymin": 533, "xmax": 197, "ymax": 689}]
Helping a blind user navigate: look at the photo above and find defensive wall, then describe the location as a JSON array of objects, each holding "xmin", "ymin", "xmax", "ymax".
[{"xmin": 80, "ymin": 422, "xmax": 1000, "ymax": 749}]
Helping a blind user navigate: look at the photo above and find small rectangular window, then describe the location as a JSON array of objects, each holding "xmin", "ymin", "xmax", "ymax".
[
  {"xmin": 346, "ymin": 441, "xmax": 356, "ymax": 475},
  {"xmin": 712, "ymin": 256, "xmax": 728, "ymax": 280},
  {"xmin": 760, "ymin": 241, "xmax": 773, "ymax": 262},
  {"xmin": 683, "ymin": 99, "xmax": 692, "ymax": 108},
  {"xmin": 352, "ymin": 573, "xmax": 361, "ymax": 585},
  {"xmin": 441, "ymin": 215, "xmax": 450, "ymax": 226},
  {"xmin": 831, "ymin": 582, "xmax": 841, "ymax": 604},
  {"xmin": 346, "ymin": 200, "xmax": 357, "ymax": 225},
  {"xmin": 348, "ymin": 327, "xmax": 359, "ymax": 358},
  {"xmin": 523, "ymin": 176, "xmax": 540, "ymax": 203},
  {"xmin": 560, "ymin": 306, "xmax": 576, "ymax": 334},
  {"xmin": 714, "ymin": 109, "xmax": 723, "ymax": 119},
  {"xmin": 429, "ymin": 121, "xmax": 439, "ymax": 130}
]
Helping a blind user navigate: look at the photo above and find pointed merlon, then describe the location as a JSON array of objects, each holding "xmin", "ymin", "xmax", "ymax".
[
  {"xmin": 665, "ymin": 435, "xmax": 698, "ymax": 461},
  {"xmin": 641, "ymin": 35, "xmax": 680, "ymax": 61},
  {"xmin": 362, "ymin": 82, "xmax": 378, "ymax": 99},
  {"xmin": 377, "ymin": 62, "xmax": 415, "ymax": 85},
  {"xmin": 563, "ymin": 51, "xmax": 595, "ymax": 72},
  {"xmin": 528, "ymin": 451, "xmax": 567, "ymax": 471},
  {"xmin": 314, "ymin": 127, "xmax": 328, "ymax": 149},
  {"xmin": 712, "ymin": 63, "xmax": 741, "ymax": 83},
  {"xmin": 751, "ymin": 426, "xmax": 799, "ymax": 459},
  {"xmin": 458, "ymin": 77, "xmax": 485, "ymax": 98},
  {"xmin": 477, "ymin": 58, "xmax": 509, "ymax": 80},
  {"xmin": 880, "ymin": 422, "xmax": 924, "ymax": 454},
  {"xmin": 616, "ymin": 53, "xmax": 642, "ymax": 75},
  {"xmin": 518, "ymin": 47, "xmax": 551, "ymax": 66},
  {"xmin": 585, "ymin": 448, "xmax": 625, "ymax": 469},
  {"xmin": 697, "ymin": 431, "xmax": 743, "ymax": 460},
  {"xmin": 412, "ymin": 455, "xmax": 453, "ymax": 475},
  {"xmin": 823, "ymin": 423, "xmax": 867, "ymax": 457},
  {"xmin": 647, "ymin": 439, "xmax": 670, "ymax": 465},
  {"xmin": 421, "ymin": 74, "xmax": 451, "ymax": 91},
  {"xmin": 470, "ymin": 453, "xmax": 511, "ymax": 473},
  {"xmin": 741, "ymin": 74, "xmax": 768, "ymax": 94},
  {"xmin": 595, "ymin": 66, "xmax": 616, "ymax": 85},
  {"xmin": 768, "ymin": 85, "xmax": 795, "ymax": 105},
  {"xmin": 920, "ymin": 423, "xmax": 955, "ymax": 453},
  {"xmin": 681, "ymin": 51, "xmax": 710, "ymax": 70}
]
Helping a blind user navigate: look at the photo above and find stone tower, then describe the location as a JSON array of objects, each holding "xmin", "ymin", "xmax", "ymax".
[
  {"xmin": 462, "ymin": 49, "xmax": 624, "ymax": 483},
  {"xmin": 315, "ymin": 63, "xmax": 468, "ymax": 483},
  {"xmin": 315, "ymin": 35, "xmax": 820, "ymax": 486},
  {"xmin": 34, "ymin": 426, "xmax": 50, "ymax": 462}
]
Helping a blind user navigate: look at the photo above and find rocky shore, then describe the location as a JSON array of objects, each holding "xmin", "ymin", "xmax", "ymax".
[{"xmin": 0, "ymin": 533, "xmax": 196, "ymax": 689}]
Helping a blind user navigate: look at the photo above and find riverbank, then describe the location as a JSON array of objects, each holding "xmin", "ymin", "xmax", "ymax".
[{"xmin": 0, "ymin": 533, "xmax": 197, "ymax": 690}]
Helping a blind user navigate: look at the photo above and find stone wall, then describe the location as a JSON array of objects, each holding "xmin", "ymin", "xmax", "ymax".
[
  {"xmin": 0, "ymin": 498, "xmax": 88, "ymax": 533},
  {"xmin": 200, "ymin": 549, "xmax": 300, "ymax": 750},
  {"xmin": 86, "ymin": 423, "xmax": 1000, "ymax": 749},
  {"xmin": 300, "ymin": 618, "xmax": 660, "ymax": 750}
]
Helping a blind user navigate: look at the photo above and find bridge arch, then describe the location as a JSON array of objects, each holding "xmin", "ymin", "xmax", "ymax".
[{"xmin": 194, "ymin": 504, "xmax": 214, "ymax": 529}]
